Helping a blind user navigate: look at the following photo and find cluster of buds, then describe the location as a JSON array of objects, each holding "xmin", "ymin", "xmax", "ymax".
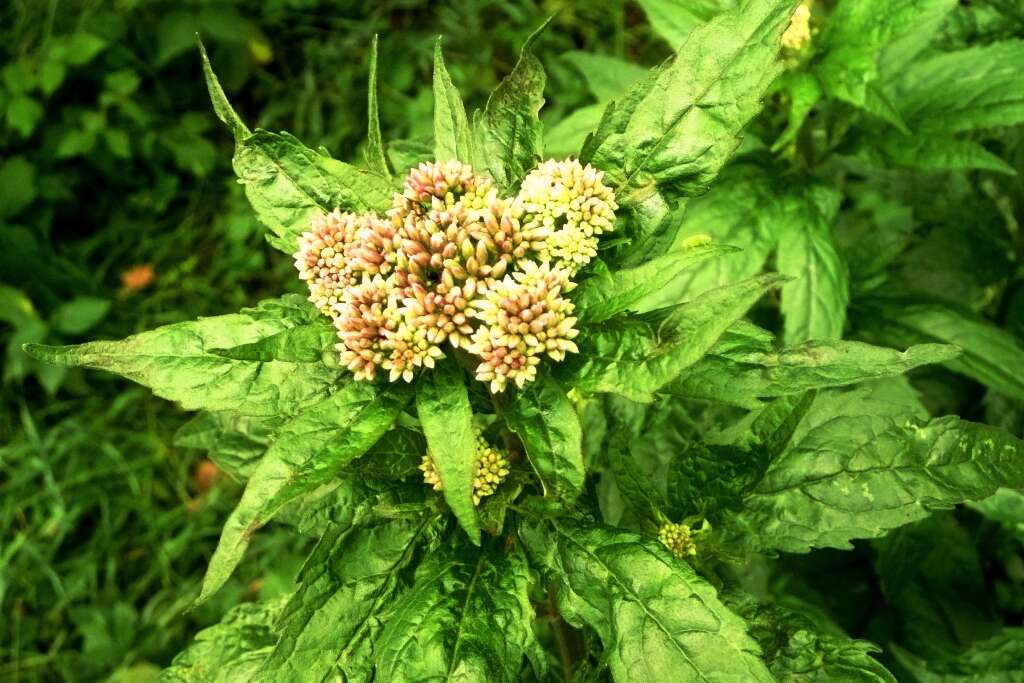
[
  {"xmin": 419, "ymin": 428, "xmax": 511, "ymax": 505},
  {"xmin": 295, "ymin": 158, "xmax": 615, "ymax": 388},
  {"xmin": 514, "ymin": 159, "xmax": 618, "ymax": 273},
  {"xmin": 658, "ymin": 522, "xmax": 698, "ymax": 559},
  {"xmin": 781, "ymin": 3, "xmax": 812, "ymax": 52}
]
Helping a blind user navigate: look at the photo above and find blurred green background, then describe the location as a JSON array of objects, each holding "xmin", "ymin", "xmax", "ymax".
[{"xmin": 0, "ymin": 1, "xmax": 668, "ymax": 680}]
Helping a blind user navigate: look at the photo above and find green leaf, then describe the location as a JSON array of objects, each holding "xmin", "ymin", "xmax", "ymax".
[
  {"xmin": 892, "ymin": 628, "xmax": 1024, "ymax": 683},
  {"xmin": 854, "ymin": 299, "xmax": 1024, "ymax": 401},
  {"xmin": 233, "ymin": 130, "xmax": 393, "ymax": 253},
  {"xmin": 432, "ymin": 38, "xmax": 473, "ymax": 164},
  {"xmin": 525, "ymin": 518, "xmax": 774, "ymax": 682},
  {"xmin": 416, "ymin": 362, "xmax": 480, "ymax": 543},
  {"xmin": 0, "ymin": 155, "xmax": 37, "ymax": 218},
  {"xmin": 174, "ymin": 411, "xmax": 283, "ymax": 481},
  {"xmin": 160, "ymin": 597, "xmax": 286, "ymax": 682},
  {"xmin": 473, "ymin": 17, "xmax": 551, "ymax": 190},
  {"xmin": 58, "ymin": 32, "xmax": 107, "ymax": 65},
  {"xmin": 667, "ymin": 334, "xmax": 959, "ymax": 409},
  {"xmin": 198, "ymin": 39, "xmax": 249, "ymax": 140},
  {"xmin": 364, "ymin": 35, "xmax": 390, "ymax": 177},
  {"xmin": 574, "ymin": 273, "xmax": 787, "ymax": 401},
  {"xmin": 721, "ymin": 385, "xmax": 1024, "ymax": 553},
  {"xmin": 256, "ymin": 514, "xmax": 431, "ymax": 682},
  {"xmin": 573, "ymin": 243, "xmax": 739, "ymax": 322},
  {"xmin": 635, "ymin": 0, "xmax": 739, "ymax": 49},
  {"xmin": 862, "ymin": 134, "xmax": 1016, "ymax": 175},
  {"xmin": 776, "ymin": 186, "xmax": 848, "ymax": 343},
  {"xmin": 6, "ymin": 95, "xmax": 43, "ymax": 137},
  {"xmin": 24, "ymin": 296, "xmax": 338, "ymax": 416},
  {"xmin": 210, "ymin": 319, "xmax": 336, "ymax": 362},
  {"xmin": 772, "ymin": 71, "xmax": 823, "ymax": 152},
  {"xmin": 504, "ymin": 375, "xmax": 584, "ymax": 504},
  {"xmin": 374, "ymin": 541, "xmax": 537, "ymax": 682},
  {"xmin": 563, "ymin": 52, "xmax": 647, "ymax": 101},
  {"xmin": 51, "ymin": 297, "xmax": 110, "ymax": 335},
  {"xmin": 544, "ymin": 105, "xmax": 604, "ymax": 159},
  {"xmin": 197, "ymin": 382, "xmax": 409, "ymax": 603},
  {"xmin": 590, "ymin": 0, "xmax": 797, "ymax": 202}
]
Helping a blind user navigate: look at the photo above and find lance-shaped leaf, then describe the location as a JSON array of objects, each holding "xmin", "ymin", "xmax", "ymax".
[
  {"xmin": 24, "ymin": 296, "xmax": 338, "ymax": 417},
  {"xmin": 590, "ymin": 0, "xmax": 797, "ymax": 201},
  {"xmin": 210, "ymin": 318, "xmax": 336, "ymax": 362},
  {"xmin": 374, "ymin": 541, "xmax": 537, "ymax": 682},
  {"xmin": 175, "ymin": 411, "xmax": 285, "ymax": 481},
  {"xmin": 256, "ymin": 513, "xmax": 432, "ymax": 682},
  {"xmin": 200, "ymin": 48, "xmax": 392, "ymax": 253},
  {"xmin": 473, "ymin": 17, "xmax": 551, "ymax": 190},
  {"xmin": 524, "ymin": 518, "xmax": 774, "ymax": 682},
  {"xmin": 504, "ymin": 375, "xmax": 584, "ymax": 504},
  {"xmin": 573, "ymin": 242, "xmax": 739, "ymax": 322},
  {"xmin": 433, "ymin": 38, "xmax": 473, "ymax": 163},
  {"xmin": 416, "ymin": 362, "xmax": 480, "ymax": 543},
  {"xmin": 197, "ymin": 382, "xmax": 409, "ymax": 603},
  {"xmin": 892, "ymin": 628, "xmax": 1024, "ymax": 682},
  {"xmin": 364, "ymin": 34, "xmax": 390, "ymax": 177},
  {"xmin": 721, "ymin": 385, "xmax": 1024, "ymax": 553},
  {"xmin": 667, "ymin": 335, "xmax": 958, "ymax": 409},
  {"xmin": 574, "ymin": 273, "xmax": 787, "ymax": 401},
  {"xmin": 635, "ymin": 0, "xmax": 734, "ymax": 49}
]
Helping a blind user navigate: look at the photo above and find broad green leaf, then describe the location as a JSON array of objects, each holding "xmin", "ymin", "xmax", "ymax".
[
  {"xmin": 573, "ymin": 242, "xmax": 739, "ymax": 322},
  {"xmin": 771, "ymin": 71, "xmax": 823, "ymax": 152},
  {"xmin": 416, "ymin": 362, "xmax": 480, "ymax": 543},
  {"xmin": 862, "ymin": 134, "xmax": 1016, "ymax": 175},
  {"xmin": 776, "ymin": 186, "xmax": 848, "ymax": 343},
  {"xmin": 667, "ymin": 441, "xmax": 769, "ymax": 519},
  {"xmin": 504, "ymin": 375, "xmax": 584, "ymax": 503},
  {"xmin": 160, "ymin": 597, "xmax": 286, "ymax": 682},
  {"xmin": 51, "ymin": 296, "xmax": 110, "ymax": 335},
  {"xmin": 233, "ymin": 130, "xmax": 393, "ymax": 253},
  {"xmin": 854, "ymin": 299, "xmax": 1024, "ymax": 401},
  {"xmin": 892, "ymin": 628, "xmax": 1024, "ymax": 683},
  {"xmin": 721, "ymin": 385, "xmax": 1024, "ymax": 553},
  {"xmin": 563, "ymin": 52, "xmax": 647, "ymax": 101},
  {"xmin": 890, "ymin": 39, "xmax": 1024, "ymax": 132},
  {"xmin": 667, "ymin": 336, "xmax": 958, "ymax": 409},
  {"xmin": 574, "ymin": 273, "xmax": 787, "ymax": 401},
  {"xmin": 0, "ymin": 155, "xmax": 36, "ymax": 219},
  {"xmin": 635, "ymin": 0, "xmax": 740, "ymax": 49},
  {"xmin": 590, "ymin": 0, "xmax": 797, "ymax": 202},
  {"xmin": 256, "ymin": 514, "xmax": 432, "ymax": 683},
  {"xmin": 365, "ymin": 35, "xmax": 390, "ymax": 177},
  {"xmin": 199, "ymin": 40, "xmax": 249, "ymax": 140},
  {"xmin": 473, "ymin": 17, "xmax": 551, "ymax": 190},
  {"xmin": 374, "ymin": 541, "xmax": 536, "ymax": 682},
  {"xmin": 24, "ymin": 296, "xmax": 338, "ymax": 416},
  {"xmin": 174, "ymin": 411, "xmax": 284, "ymax": 481},
  {"xmin": 432, "ymin": 38, "xmax": 473, "ymax": 163},
  {"xmin": 524, "ymin": 518, "xmax": 774, "ymax": 682},
  {"xmin": 544, "ymin": 105, "xmax": 604, "ymax": 159},
  {"xmin": 210, "ymin": 319, "xmax": 336, "ymax": 362},
  {"xmin": 969, "ymin": 487, "xmax": 1024, "ymax": 540},
  {"xmin": 197, "ymin": 382, "xmax": 409, "ymax": 603}
]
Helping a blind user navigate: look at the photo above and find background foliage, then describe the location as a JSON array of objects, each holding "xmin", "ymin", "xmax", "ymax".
[{"xmin": 2, "ymin": 0, "xmax": 1024, "ymax": 682}]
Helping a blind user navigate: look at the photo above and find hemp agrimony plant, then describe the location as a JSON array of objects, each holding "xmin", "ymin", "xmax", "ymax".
[{"xmin": 28, "ymin": 0, "xmax": 1024, "ymax": 680}]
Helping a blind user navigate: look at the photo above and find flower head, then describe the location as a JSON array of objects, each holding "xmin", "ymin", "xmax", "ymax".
[
  {"xmin": 468, "ymin": 261, "xmax": 579, "ymax": 392},
  {"xmin": 394, "ymin": 160, "xmax": 494, "ymax": 217},
  {"xmin": 658, "ymin": 522, "xmax": 697, "ymax": 559},
  {"xmin": 781, "ymin": 3, "xmax": 812, "ymax": 52},
  {"xmin": 515, "ymin": 159, "xmax": 617, "ymax": 273},
  {"xmin": 419, "ymin": 428, "xmax": 511, "ymax": 504}
]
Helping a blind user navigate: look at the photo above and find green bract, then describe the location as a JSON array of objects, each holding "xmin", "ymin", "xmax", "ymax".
[{"xmin": 22, "ymin": 1, "xmax": 1024, "ymax": 680}]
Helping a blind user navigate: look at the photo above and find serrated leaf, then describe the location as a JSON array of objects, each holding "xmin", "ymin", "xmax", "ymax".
[
  {"xmin": 210, "ymin": 319, "xmax": 336, "ymax": 362},
  {"xmin": 862, "ymin": 134, "xmax": 1016, "ymax": 175},
  {"xmin": 473, "ymin": 17, "xmax": 551, "ymax": 189},
  {"xmin": 24, "ymin": 296, "xmax": 338, "ymax": 416},
  {"xmin": 590, "ymin": 0, "xmax": 797, "ymax": 202},
  {"xmin": 635, "ymin": 0, "xmax": 739, "ymax": 49},
  {"xmin": 233, "ymin": 130, "xmax": 392, "ymax": 253},
  {"xmin": 416, "ymin": 362, "xmax": 480, "ymax": 543},
  {"xmin": 574, "ymin": 273, "xmax": 787, "ymax": 401},
  {"xmin": 432, "ymin": 38, "xmax": 473, "ymax": 163},
  {"xmin": 255, "ymin": 514, "xmax": 431, "ymax": 683},
  {"xmin": 854, "ymin": 299, "xmax": 1024, "ymax": 401},
  {"xmin": 776, "ymin": 185, "xmax": 848, "ymax": 343},
  {"xmin": 721, "ymin": 385, "xmax": 1024, "ymax": 553},
  {"xmin": 504, "ymin": 375, "xmax": 584, "ymax": 504},
  {"xmin": 198, "ymin": 39, "xmax": 249, "ymax": 140},
  {"xmin": 365, "ymin": 35, "xmax": 390, "ymax": 177},
  {"xmin": 373, "ymin": 541, "xmax": 537, "ymax": 682},
  {"xmin": 573, "ymin": 243, "xmax": 739, "ymax": 323},
  {"xmin": 892, "ymin": 628, "xmax": 1024, "ymax": 683},
  {"xmin": 524, "ymin": 518, "xmax": 774, "ymax": 682},
  {"xmin": 160, "ymin": 597, "xmax": 286, "ymax": 682},
  {"xmin": 197, "ymin": 382, "xmax": 409, "ymax": 603}
]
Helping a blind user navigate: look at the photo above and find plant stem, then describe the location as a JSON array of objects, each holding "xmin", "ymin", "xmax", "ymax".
[{"xmin": 548, "ymin": 586, "xmax": 574, "ymax": 683}]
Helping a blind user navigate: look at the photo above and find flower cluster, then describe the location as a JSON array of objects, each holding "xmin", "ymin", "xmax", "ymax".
[
  {"xmin": 419, "ymin": 428, "xmax": 511, "ymax": 505},
  {"xmin": 658, "ymin": 522, "xmax": 697, "ymax": 559},
  {"xmin": 294, "ymin": 158, "xmax": 616, "ymax": 390},
  {"xmin": 781, "ymin": 3, "xmax": 812, "ymax": 52}
]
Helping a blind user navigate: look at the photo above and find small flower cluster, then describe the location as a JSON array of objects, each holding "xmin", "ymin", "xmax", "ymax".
[
  {"xmin": 781, "ymin": 3, "xmax": 812, "ymax": 52},
  {"xmin": 419, "ymin": 428, "xmax": 511, "ymax": 505},
  {"xmin": 294, "ymin": 158, "xmax": 616, "ymax": 390},
  {"xmin": 658, "ymin": 522, "xmax": 697, "ymax": 559}
]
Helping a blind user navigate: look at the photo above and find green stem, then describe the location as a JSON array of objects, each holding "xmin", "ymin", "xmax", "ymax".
[{"xmin": 548, "ymin": 586, "xmax": 574, "ymax": 683}]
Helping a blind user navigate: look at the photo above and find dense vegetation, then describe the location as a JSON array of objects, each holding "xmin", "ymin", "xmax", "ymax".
[{"xmin": 4, "ymin": 1, "xmax": 1024, "ymax": 681}]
